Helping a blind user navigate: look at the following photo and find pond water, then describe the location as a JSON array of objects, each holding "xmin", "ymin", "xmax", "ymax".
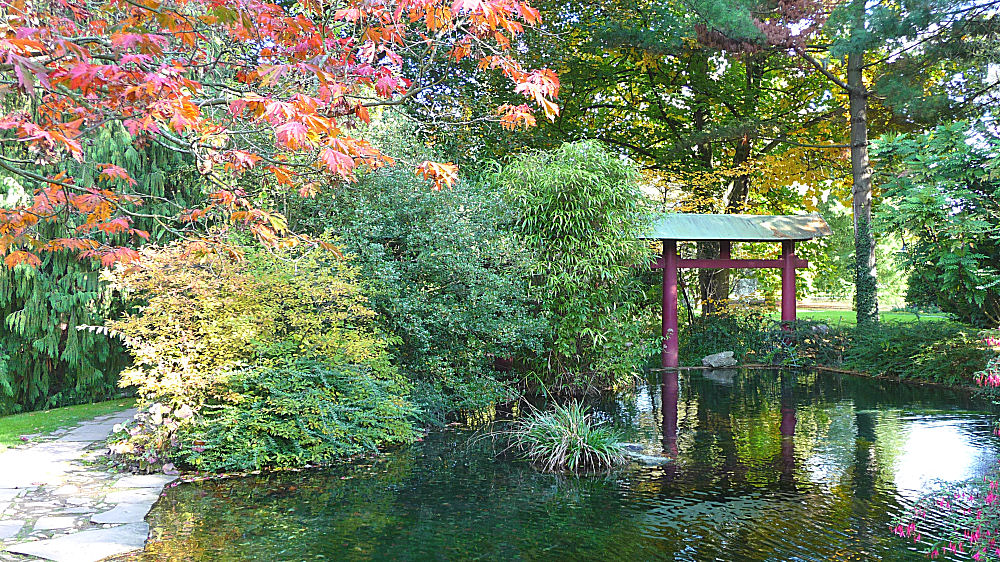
[{"xmin": 119, "ymin": 369, "xmax": 1000, "ymax": 561}]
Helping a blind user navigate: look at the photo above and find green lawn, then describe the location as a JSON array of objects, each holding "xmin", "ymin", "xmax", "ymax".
[
  {"xmin": 774, "ymin": 309, "xmax": 952, "ymax": 327},
  {"xmin": 0, "ymin": 398, "xmax": 136, "ymax": 451}
]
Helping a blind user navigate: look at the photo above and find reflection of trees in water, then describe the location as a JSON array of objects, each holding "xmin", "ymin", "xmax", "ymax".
[
  {"xmin": 132, "ymin": 431, "xmax": 664, "ymax": 561},
  {"xmin": 628, "ymin": 368, "xmax": 981, "ymax": 560},
  {"xmin": 124, "ymin": 369, "xmax": 994, "ymax": 562}
]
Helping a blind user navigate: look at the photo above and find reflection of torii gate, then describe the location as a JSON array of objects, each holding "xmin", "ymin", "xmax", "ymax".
[{"xmin": 644, "ymin": 214, "xmax": 832, "ymax": 370}]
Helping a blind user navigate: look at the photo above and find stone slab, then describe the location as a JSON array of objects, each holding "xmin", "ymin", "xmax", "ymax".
[
  {"xmin": 104, "ymin": 489, "xmax": 160, "ymax": 504},
  {"xmin": 0, "ymin": 519, "xmax": 24, "ymax": 540},
  {"xmin": 6, "ymin": 522, "xmax": 149, "ymax": 562},
  {"xmin": 64, "ymin": 497, "xmax": 94, "ymax": 506},
  {"xmin": 113, "ymin": 474, "xmax": 177, "ymax": 489},
  {"xmin": 54, "ymin": 507, "xmax": 93, "ymax": 514},
  {"xmin": 91, "ymin": 501, "xmax": 155, "ymax": 524},
  {"xmin": 51, "ymin": 485, "xmax": 79, "ymax": 496},
  {"xmin": 55, "ymin": 423, "xmax": 119, "ymax": 443},
  {"xmin": 0, "ymin": 489, "xmax": 20, "ymax": 502},
  {"xmin": 33, "ymin": 516, "xmax": 78, "ymax": 530}
]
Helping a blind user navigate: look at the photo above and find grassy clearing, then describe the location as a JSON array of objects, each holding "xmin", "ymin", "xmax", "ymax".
[
  {"xmin": 772, "ymin": 309, "xmax": 951, "ymax": 327},
  {"xmin": 0, "ymin": 398, "xmax": 136, "ymax": 451}
]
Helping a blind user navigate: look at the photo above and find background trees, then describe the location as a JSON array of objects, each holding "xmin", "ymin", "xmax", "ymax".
[
  {"xmin": 641, "ymin": 0, "xmax": 1000, "ymax": 324},
  {"xmin": 875, "ymin": 122, "xmax": 1000, "ymax": 327},
  {"xmin": 424, "ymin": 0, "xmax": 998, "ymax": 321}
]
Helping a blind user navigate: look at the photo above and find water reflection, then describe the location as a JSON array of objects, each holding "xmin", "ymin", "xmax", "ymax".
[
  {"xmin": 117, "ymin": 369, "xmax": 1000, "ymax": 562},
  {"xmin": 661, "ymin": 370, "xmax": 679, "ymax": 457},
  {"xmin": 778, "ymin": 373, "xmax": 796, "ymax": 489}
]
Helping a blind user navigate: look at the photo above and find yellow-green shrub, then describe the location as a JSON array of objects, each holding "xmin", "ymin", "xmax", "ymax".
[{"xmin": 107, "ymin": 241, "xmax": 414, "ymax": 472}]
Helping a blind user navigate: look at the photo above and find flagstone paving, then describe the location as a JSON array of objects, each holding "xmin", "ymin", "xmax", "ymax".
[{"xmin": 0, "ymin": 409, "xmax": 177, "ymax": 562}]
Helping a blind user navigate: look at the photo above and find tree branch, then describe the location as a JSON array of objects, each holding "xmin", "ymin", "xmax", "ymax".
[{"xmin": 793, "ymin": 47, "xmax": 852, "ymax": 92}]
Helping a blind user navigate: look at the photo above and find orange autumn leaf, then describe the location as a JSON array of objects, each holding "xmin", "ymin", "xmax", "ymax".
[
  {"xmin": 4, "ymin": 250, "xmax": 41, "ymax": 268},
  {"xmin": 416, "ymin": 161, "xmax": 459, "ymax": 191}
]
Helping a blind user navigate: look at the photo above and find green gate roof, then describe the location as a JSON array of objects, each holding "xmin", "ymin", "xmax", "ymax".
[{"xmin": 642, "ymin": 213, "xmax": 832, "ymax": 241}]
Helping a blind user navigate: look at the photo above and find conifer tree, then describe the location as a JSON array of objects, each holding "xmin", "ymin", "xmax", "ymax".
[{"xmin": 0, "ymin": 124, "xmax": 201, "ymax": 413}]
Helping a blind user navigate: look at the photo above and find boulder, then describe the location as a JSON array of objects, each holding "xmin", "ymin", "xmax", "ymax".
[
  {"xmin": 702, "ymin": 351, "xmax": 738, "ymax": 368},
  {"xmin": 702, "ymin": 369, "xmax": 737, "ymax": 385}
]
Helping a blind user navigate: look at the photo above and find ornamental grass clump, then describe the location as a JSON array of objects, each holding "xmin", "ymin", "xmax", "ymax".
[{"xmin": 512, "ymin": 402, "xmax": 627, "ymax": 474}]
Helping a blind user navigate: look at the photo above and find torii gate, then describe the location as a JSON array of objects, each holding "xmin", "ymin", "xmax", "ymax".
[{"xmin": 644, "ymin": 213, "xmax": 832, "ymax": 370}]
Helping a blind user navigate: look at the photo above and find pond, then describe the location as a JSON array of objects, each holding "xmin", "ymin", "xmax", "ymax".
[{"xmin": 117, "ymin": 369, "xmax": 1000, "ymax": 561}]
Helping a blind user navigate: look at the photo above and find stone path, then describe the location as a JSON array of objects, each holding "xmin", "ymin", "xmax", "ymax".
[{"xmin": 0, "ymin": 409, "xmax": 177, "ymax": 562}]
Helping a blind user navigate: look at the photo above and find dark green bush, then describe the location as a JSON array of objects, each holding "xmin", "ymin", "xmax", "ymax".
[
  {"xmin": 302, "ymin": 172, "xmax": 544, "ymax": 423},
  {"xmin": 180, "ymin": 359, "xmax": 419, "ymax": 472},
  {"xmin": 292, "ymin": 119, "xmax": 546, "ymax": 423},
  {"xmin": 681, "ymin": 309, "xmax": 990, "ymax": 385},
  {"xmin": 843, "ymin": 322, "xmax": 990, "ymax": 385}
]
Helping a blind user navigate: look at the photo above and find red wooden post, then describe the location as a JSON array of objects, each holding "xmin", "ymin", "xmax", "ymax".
[
  {"xmin": 719, "ymin": 240, "xmax": 731, "ymax": 260},
  {"xmin": 661, "ymin": 370, "xmax": 679, "ymax": 456},
  {"xmin": 781, "ymin": 240, "xmax": 797, "ymax": 324},
  {"xmin": 779, "ymin": 378, "xmax": 797, "ymax": 477},
  {"xmin": 662, "ymin": 240, "xmax": 679, "ymax": 369}
]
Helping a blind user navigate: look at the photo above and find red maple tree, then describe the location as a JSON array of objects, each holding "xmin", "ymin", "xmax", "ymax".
[{"xmin": 0, "ymin": 0, "xmax": 559, "ymax": 267}]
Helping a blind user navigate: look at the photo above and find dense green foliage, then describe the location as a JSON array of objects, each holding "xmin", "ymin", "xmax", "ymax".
[
  {"xmin": 295, "ymin": 134, "xmax": 655, "ymax": 407},
  {"xmin": 293, "ymin": 122, "xmax": 546, "ymax": 423},
  {"xmin": 497, "ymin": 141, "xmax": 656, "ymax": 393},
  {"xmin": 841, "ymin": 322, "xmax": 989, "ymax": 386},
  {"xmin": 181, "ymin": 359, "xmax": 418, "ymax": 472},
  {"xmin": 681, "ymin": 309, "xmax": 991, "ymax": 386},
  {"xmin": 510, "ymin": 401, "xmax": 627, "ymax": 473},
  {"xmin": 106, "ymin": 243, "xmax": 416, "ymax": 472},
  {"xmin": 875, "ymin": 122, "xmax": 1000, "ymax": 327}
]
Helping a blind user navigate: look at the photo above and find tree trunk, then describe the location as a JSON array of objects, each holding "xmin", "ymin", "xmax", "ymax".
[
  {"xmin": 846, "ymin": 50, "xmax": 879, "ymax": 325},
  {"xmin": 710, "ymin": 56, "xmax": 761, "ymax": 312},
  {"xmin": 697, "ymin": 241, "xmax": 724, "ymax": 314},
  {"xmin": 689, "ymin": 53, "xmax": 725, "ymax": 315},
  {"xmin": 726, "ymin": 55, "xmax": 761, "ymax": 215}
]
